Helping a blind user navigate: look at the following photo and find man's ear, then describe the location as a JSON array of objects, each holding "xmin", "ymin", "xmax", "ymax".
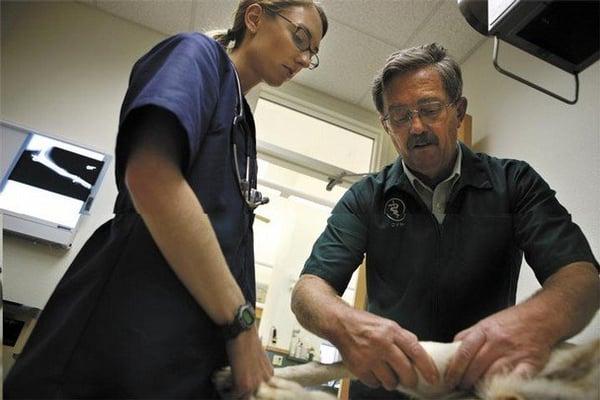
[
  {"xmin": 380, "ymin": 116, "xmax": 391, "ymax": 135},
  {"xmin": 456, "ymin": 97, "xmax": 468, "ymax": 125},
  {"xmin": 245, "ymin": 3, "xmax": 263, "ymax": 34}
]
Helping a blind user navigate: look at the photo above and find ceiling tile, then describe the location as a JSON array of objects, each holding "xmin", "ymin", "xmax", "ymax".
[
  {"xmin": 320, "ymin": 0, "xmax": 442, "ymax": 48},
  {"xmin": 192, "ymin": 0, "xmax": 239, "ymax": 32},
  {"xmin": 293, "ymin": 20, "xmax": 396, "ymax": 105},
  {"xmin": 96, "ymin": 0, "xmax": 193, "ymax": 35},
  {"xmin": 87, "ymin": 0, "xmax": 487, "ymax": 111},
  {"xmin": 405, "ymin": 0, "xmax": 486, "ymax": 63}
]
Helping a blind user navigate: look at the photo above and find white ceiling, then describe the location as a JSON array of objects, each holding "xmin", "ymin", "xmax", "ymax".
[{"xmin": 81, "ymin": 0, "xmax": 487, "ymax": 112}]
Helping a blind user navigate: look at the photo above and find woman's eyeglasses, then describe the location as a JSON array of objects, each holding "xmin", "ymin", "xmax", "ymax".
[{"xmin": 267, "ymin": 10, "xmax": 319, "ymax": 70}]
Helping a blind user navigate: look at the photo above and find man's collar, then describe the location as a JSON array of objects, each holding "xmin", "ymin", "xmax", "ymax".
[{"xmin": 384, "ymin": 142, "xmax": 492, "ymax": 194}]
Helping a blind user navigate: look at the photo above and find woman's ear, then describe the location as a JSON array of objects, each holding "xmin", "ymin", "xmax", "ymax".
[{"xmin": 244, "ymin": 3, "xmax": 264, "ymax": 34}]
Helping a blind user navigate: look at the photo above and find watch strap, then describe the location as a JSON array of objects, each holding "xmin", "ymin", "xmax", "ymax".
[{"xmin": 221, "ymin": 301, "xmax": 255, "ymax": 341}]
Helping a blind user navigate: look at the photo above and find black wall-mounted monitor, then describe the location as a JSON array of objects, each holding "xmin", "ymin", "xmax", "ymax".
[{"xmin": 489, "ymin": 0, "xmax": 599, "ymax": 74}]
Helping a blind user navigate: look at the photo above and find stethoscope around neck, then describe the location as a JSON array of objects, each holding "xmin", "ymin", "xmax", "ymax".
[{"xmin": 231, "ymin": 67, "xmax": 269, "ymax": 210}]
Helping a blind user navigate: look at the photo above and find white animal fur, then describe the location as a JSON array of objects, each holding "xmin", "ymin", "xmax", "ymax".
[{"xmin": 214, "ymin": 339, "xmax": 599, "ymax": 400}]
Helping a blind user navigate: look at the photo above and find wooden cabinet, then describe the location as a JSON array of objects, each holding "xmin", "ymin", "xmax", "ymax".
[{"xmin": 338, "ymin": 261, "xmax": 367, "ymax": 399}]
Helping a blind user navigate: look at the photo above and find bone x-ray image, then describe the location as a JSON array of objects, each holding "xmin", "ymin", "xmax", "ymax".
[{"xmin": 9, "ymin": 135, "xmax": 105, "ymax": 201}]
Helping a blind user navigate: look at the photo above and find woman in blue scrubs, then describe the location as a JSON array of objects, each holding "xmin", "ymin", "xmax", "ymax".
[{"xmin": 5, "ymin": 1, "xmax": 327, "ymax": 398}]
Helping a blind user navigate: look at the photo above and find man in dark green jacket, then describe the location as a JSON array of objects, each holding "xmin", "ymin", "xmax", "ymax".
[{"xmin": 291, "ymin": 43, "xmax": 599, "ymax": 399}]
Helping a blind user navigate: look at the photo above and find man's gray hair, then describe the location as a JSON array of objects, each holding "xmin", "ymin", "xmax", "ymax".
[{"xmin": 371, "ymin": 43, "xmax": 463, "ymax": 114}]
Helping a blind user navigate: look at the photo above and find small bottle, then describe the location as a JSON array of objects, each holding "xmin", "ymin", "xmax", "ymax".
[
  {"xmin": 289, "ymin": 328, "xmax": 300, "ymax": 355},
  {"xmin": 296, "ymin": 340, "xmax": 303, "ymax": 359},
  {"xmin": 300, "ymin": 342, "xmax": 308, "ymax": 360},
  {"xmin": 269, "ymin": 326, "xmax": 277, "ymax": 346},
  {"xmin": 308, "ymin": 347, "xmax": 315, "ymax": 361}
]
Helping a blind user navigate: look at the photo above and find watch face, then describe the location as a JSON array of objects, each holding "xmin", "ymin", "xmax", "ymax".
[
  {"xmin": 241, "ymin": 308, "xmax": 255, "ymax": 326},
  {"xmin": 223, "ymin": 303, "xmax": 256, "ymax": 340}
]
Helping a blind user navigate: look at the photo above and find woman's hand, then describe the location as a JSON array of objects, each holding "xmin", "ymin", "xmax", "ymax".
[{"xmin": 226, "ymin": 326, "xmax": 274, "ymax": 399}]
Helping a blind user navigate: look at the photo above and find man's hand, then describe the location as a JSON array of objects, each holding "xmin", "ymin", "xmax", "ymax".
[
  {"xmin": 444, "ymin": 306, "xmax": 551, "ymax": 390},
  {"xmin": 334, "ymin": 309, "xmax": 439, "ymax": 391},
  {"xmin": 445, "ymin": 262, "xmax": 600, "ymax": 390},
  {"xmin": 226, "ymin": 326, "xmax": 273, "ymax": 399}
]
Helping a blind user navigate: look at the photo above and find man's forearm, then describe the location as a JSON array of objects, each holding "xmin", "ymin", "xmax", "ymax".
[
  {"xmin": 520, "ymin": 262, "xmax": 599, "ymax": 345},
  {"xmin": 291, "ymin": 275, "xmax": 353, "ymax": 343}
]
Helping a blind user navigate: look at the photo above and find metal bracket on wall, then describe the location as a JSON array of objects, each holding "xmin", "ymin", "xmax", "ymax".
[
  {"xmin": 493, "ymin": 36, "xmax": 580, "ymax": 105},
  {"xmin": 326, "ymin": 171, "xmax": 372, "ymax": 191}
]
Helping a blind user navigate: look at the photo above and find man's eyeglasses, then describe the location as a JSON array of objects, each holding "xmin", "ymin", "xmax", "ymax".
[
  {"xmin": 267, "ymin": 9, "xmax": 319, "ymax": 70},
  {"xmin": 383, "ymin": 100, "xmax": 458, "ymax": 132}
]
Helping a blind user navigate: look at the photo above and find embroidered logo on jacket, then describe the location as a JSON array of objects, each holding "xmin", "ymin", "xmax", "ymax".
[{"xmin": 384, "ymin": 198, "xmax": 406, "ymax": 225}]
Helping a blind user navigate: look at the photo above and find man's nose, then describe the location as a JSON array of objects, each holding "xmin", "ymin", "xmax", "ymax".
[{"xmin": 408, "ymin": 112, "xmax": 427, "ymax": 134}]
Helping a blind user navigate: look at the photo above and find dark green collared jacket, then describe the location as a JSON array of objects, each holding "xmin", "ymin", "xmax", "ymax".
[{"xmin": 302, "ymin": 142, "xmax": 598, "ymax": 342}]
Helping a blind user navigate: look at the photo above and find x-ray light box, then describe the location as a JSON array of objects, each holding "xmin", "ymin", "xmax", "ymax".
[{"xmin": 0, "ymin": 121, "xmax": 111, "ymax": 248}]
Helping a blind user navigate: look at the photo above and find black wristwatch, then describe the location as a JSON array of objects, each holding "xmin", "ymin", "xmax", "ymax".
[{"xmin": 221, "ymin": 301, "xmax": 256, "ymax": 341}]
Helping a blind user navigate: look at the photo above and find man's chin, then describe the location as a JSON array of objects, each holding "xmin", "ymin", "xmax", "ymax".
[
  {"xmin": 409, "ymin": 146, "xmax": 439, "ymax": 163},
  {"xmin": 406, "ymin": 157, "xmax": 443, "ymax": 178}
]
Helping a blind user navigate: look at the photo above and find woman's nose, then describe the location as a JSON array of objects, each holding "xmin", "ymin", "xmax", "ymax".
[{"xmin": 297, "ymin": 50, "xmax": 311, "ymax": 68}]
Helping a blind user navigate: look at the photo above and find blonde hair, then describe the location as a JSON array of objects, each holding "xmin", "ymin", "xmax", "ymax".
[{"xmin": 211, "ymin": 0, "xmax": 328, "ymax": 49}]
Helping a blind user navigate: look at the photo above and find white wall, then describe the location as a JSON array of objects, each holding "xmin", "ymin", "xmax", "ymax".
[
  {"xmin": 256, "ymin": 198, "xmax": 331, "ymax": 355},
  {"xmin": 461, "ymin": 38, "xmax": 599, "ymax": 343},
  {"xmin": 1, "ymin": 1, "xmax": 165, "ymax": 308}
]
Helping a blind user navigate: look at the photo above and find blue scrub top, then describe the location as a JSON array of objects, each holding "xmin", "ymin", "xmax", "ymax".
[
  {"xmin": 115, "ymin": 32, "xmax": 258, "ymax": 305},
  {"xmin": 5, "ymin": 33, "xmax": 257, "ymax": 398}
]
